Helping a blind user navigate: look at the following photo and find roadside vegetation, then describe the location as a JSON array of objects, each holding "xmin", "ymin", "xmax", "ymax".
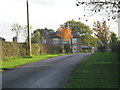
[
  {"xmin": 0, "ymin": 53, "xmax": 67, "ymax": 71},
  {"xmin": 67, "ymin": 52, "xmax": 118, "ymax": 88}
]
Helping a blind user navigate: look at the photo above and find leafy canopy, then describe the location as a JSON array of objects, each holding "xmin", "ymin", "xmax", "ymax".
[{"xmin": 65, "ymin": 19, "xmax": 93, "ymax": 34}]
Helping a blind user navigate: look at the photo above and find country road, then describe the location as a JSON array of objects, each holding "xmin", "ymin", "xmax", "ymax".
[{"xmin": 2, "ymin": 53, "xmax": 91, "ymax": 88}]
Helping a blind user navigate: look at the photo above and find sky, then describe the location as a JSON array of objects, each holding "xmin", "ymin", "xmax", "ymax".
[{"xmin": 0, "ymin": 0, "xmax": 118, "ymax": 42}]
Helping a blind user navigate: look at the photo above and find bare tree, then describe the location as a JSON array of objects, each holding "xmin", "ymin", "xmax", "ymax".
[
  {"xmin": 76, "ymin": 0, "xmax": 120, "ymax": 22},
  {"xmin": 11, "ymin": 23, "xmax": 23, "ymax": 42}
]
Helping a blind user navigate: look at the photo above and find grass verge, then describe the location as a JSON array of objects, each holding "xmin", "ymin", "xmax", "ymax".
[
  {"xmin": 0, "ymin": 53, "xmax": 67, "ymax": 70},
  {"xmin": 67, "ymin": 52, "xmax": 118, "ymax": 88}
]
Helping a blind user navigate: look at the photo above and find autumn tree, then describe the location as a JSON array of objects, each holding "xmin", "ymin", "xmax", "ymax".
[
  {"xmin": 93, "ymin": 20, "xmax": 111, "ymax": 52},
  {"xmin": 57, "ymin": 25, "xmax": 73, "ymax": 41},
  {"xmin": 11, "ymin": 23, "xmax": 23, "ymax": 42},
  {"xmin": 65, "ymin": 20, "xmax": 97, "ymax": 47},
  {"xmin": 57, "ymin": 25, "xmax": 73, "ymax": 53}
]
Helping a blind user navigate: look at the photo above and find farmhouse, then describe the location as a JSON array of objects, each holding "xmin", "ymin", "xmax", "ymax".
[{"xmin": 42, "ymin": 31, "xmax": 81, "ymax": 53}]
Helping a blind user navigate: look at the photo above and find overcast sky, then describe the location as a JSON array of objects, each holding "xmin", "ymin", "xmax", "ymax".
[{"xmin": 0, "ymin": 0, "xmax": 118, "ymax": 42}]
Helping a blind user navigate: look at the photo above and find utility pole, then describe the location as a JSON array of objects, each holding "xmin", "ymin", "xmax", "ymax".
[
  {"xmin": 67, "ymin": 22, "xmax": 73, "ymax": 54},
  {"xmin": 27, "ymin": 0, "xmax": 32, "ymax": 56},
  {"xmin": 70, "ymin": 38, "xmax": 73, "ymax": 54}
]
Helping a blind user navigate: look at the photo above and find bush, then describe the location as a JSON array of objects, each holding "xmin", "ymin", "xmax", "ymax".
[{"xmin": 2, "ymin": 42, "xmax": 63, "ymax": 60}]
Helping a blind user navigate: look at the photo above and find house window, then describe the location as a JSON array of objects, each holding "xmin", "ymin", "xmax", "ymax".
[
  {"xmin": 43, "ymin": 39, "xmax": 46, "ymax": 44},
  {"xmin": 63, "ymin": 39, "xmax": 68, "ymax": 44},
  {"xmin": 53, "ymin": 38, "xmax": 59, "ymax": 44},
  {"xmin": 72, "ymin": 38, "xmax": 77, "ymax": 44}
]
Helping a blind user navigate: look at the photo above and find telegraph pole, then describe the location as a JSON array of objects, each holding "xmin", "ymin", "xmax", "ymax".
[
  {"xmin": 27, "ymin": 0, "xmax": 32, "ymax": 56},
  {"xmin": 67, "ymin": 22, "xmax": 73, "ymax": 54}
]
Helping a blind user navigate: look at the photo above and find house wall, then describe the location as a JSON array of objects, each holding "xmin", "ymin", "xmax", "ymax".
[
  {"xmin": 72, "ymin": 38, "xmax": 81, "ymax": 53},
  {"xmin": 42, "ymin": 37, "xmax": 81, "ymax": 53},
  {"xmin": 42, "ymin": 31, "xmax": 81, "ymax": 53}
]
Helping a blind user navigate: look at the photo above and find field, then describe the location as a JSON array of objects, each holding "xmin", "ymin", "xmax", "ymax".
[{"xmin": 67, "ymin": 53, "xmax": 118, "ymax": 88}]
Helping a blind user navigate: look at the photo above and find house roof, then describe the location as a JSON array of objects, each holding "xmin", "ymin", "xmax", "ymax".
[
  {"xmin": 48, "ymin": 31, "xmax": 80, "ymax": 38},
  {"xmin": 0, "ymin": 37, "xmax": 5, "ymax": 41}
]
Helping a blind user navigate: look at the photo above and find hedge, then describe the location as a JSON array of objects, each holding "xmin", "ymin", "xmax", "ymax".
[{"xmin": 2, "ymin": 42, "xmax": 62, "ymax": 60}]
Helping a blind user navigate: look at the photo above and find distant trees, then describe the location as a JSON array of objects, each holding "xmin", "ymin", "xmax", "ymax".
[
  {"xmin": 23, "ymin": 25, "xmax": 32, "ymax": 42},
  {"xmin": 81, "ymin": 34, "xmax": 97, "ymax": 47},
  {"xmin": 11, "ymin": 23, "xmax": 23, "ymax": 42},
  {"xmin": 93, "ymin": 20, "xmax": 111, "ymax": 52},
  {"xmin": 109, "ymin": 32, "xmax": 118, "ymax": 52},
  {"xmin": 11, "ymin": 23, "xmax": 33, "ymax": 43},
  {"xmin": 65, "ymin": 20, "xmax": 97, "ymax": 47},
  {"xmin": 31, "ymin": 31, "xmax": 43, "ymax": 43},
  {"xmin": 32, "ymin": 28, "xmax": 54, "ymax": 44},
  {"xmin": 65, "ymin": 19, "xmax": 93, "ymax": 34},
  {"xmin": 33, "ymin": 28, "xmax": 54, "ymax": 35}
]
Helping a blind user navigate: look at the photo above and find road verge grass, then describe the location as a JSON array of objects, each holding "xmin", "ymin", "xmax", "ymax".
[
  {"xmin": 0, "ymin": 53, "xmax": 67, "ymax": 71},
  {"xmin": 67, "ymin": 52, "xmax": 118, "ymax": 88}
]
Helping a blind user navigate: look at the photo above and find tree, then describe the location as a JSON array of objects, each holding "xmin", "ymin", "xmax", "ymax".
[
  {"xmin": 65, "ymin": 20, "xmax": 97, "ymax": 47},
  {"xmin": 31, "ymin": 31, "xmax": 43, "ymax": 43},
  {"xmin": 23, "ymin": 25, "xmax": 32, "ymax": 42},
  {"xmin": 81, "ymin": 34, "xmax": 97, "ymax": 47},
  {"xmin": 57, "ymin": 25, "xmax": 73, "ymax": 41},
  {"xmin": 76, "ymin": 0, "xmax": 120, "ymax": 22},
  {"xmin": 32, "ymin": 28, "xmax": 54, "ymax": 43},
  {"xmin": 11, "ymin": 23, "xmax": 23, "ymax": 42},
  {"xmin": 65, "ymin": 20, "xmax": 93, "ymax": 35},
  {"xmin": 109, "ymin": 32, "xmax": 118, "ymax": 52},
  {"xmin": 57, "ymin": 25, "xmax": 73, "ymax": 53},
  {"xmin": 93, "ymin": 20, "xmax": 111, "ymax": 52},
  {"xmin": 34, "ymin": 28, "xmax": 54, "ymax": 36}
]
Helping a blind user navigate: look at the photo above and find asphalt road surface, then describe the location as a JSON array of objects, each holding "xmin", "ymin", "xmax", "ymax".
[{"xmin": 2, "ymin": 53, "xmax": 91, "ymax": 88}]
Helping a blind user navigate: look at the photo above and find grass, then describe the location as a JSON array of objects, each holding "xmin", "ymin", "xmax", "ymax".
[
  {"xmin": 0, "ymin": 53, "xmax": 67, "ymax": 70},
  {"xmin": 67, "ymin": 52, "xmax": 118, "ymax": 88}
]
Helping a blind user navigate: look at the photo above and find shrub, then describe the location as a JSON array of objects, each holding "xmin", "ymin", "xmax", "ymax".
[{"xmin": 2, "ymin": 42, "xmax": 63, "ymax": 60}]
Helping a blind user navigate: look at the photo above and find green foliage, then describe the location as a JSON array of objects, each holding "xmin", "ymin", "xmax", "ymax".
[
  {"xmin": 64, "ymin": 20, "xmax": 96, "ymax": 48},
  {"xmin": 81, "ymin": 34, "xmax": 97, "ymax": 47},
  {"xmin": 31, "ymin": 28, "xmax": 54, "ymax": 43},
  {"xmin": 34, "ymin": 28, "xmax": 54, "ymax": 35},
  {"xmin": 65, "ymin": 19, "xmax": 93, "ymax": 34},
  {"xmin": 1, "ymin": 53, "xmax": 67, "ymax": 69},
  {"xmin": 31, "ymin": 31, "xmax": 43, "ymax": 43},
  {"xmin": 109, "ymin": 32, "xmax": 118, "ymax": 52},
  {"xmin": 109, "ymin": 32, "xmax": 118, "ymax": 47},
  {"xmin": 67, "ymin": 53, "xmax": 118, "ymax": 88},
  {"xmin": 2, "ymin": 42, "xmax": 62, "ymax": 60},
  {"xmin": 80, "ymin": 49, "xmax": 83, "ymax": 53}
]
